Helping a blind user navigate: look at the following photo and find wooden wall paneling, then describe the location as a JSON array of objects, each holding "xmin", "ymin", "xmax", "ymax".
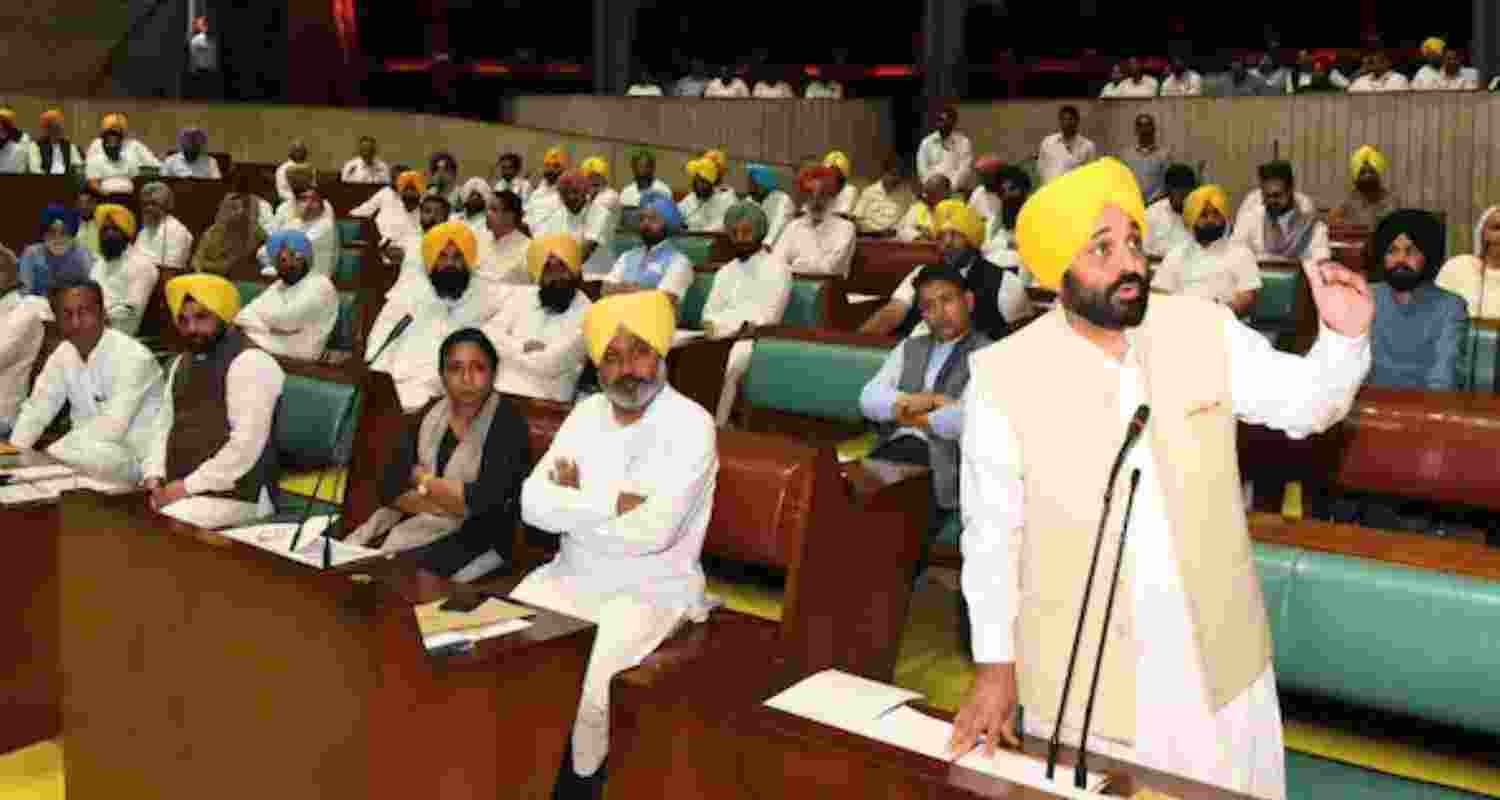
[
  {"xmin": 1420, "ymin": 94, "xmax": 1442, "ymax": 214},
  {"xmin": 1452, "ymin": 94, "xmax": 1477, "ymax": 254}
]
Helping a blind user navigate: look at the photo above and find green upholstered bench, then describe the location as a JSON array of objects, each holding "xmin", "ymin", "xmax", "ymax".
[
  {"xmin": 739, "ymin": 334, "xmax": 891, "ymax": 442},
  {"xmin": 1459, "ymin": 324, "xmax": 1497, "ymax": 392},
  {"xmin": 1250, "ymin": 265, "xmax": 1302, "ymax": 349},
  {"xmin": 677, "ymin": 272, "xmax": 715, "ymax": 329},
  {"xmin": 334, "ymin": 251, "xmax": 360, "ymax": 284},
  {"xmin": 676, "ymin": 272, "xmax": 829, "ymax": 330},
  {"xmin": 336, "ymin": 218, "xmax": 364, "ymax": 248},
  {"xmin": 273, "ymin": 373, "xmax": 360, "ymax": 517}
]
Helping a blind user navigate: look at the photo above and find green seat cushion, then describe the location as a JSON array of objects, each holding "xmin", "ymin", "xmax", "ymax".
[
  {"xmin": 743, "ymin": 338, "xmax": 891, "ymax": 424},
  {"xmin": 330, "ymin": 291, "xmax": 359, "ymax": 352},
  {"xmin": 781, "ymin": 279, "xmax": 825, "ymax": 328},
  {"xmin": 1459, "ymin": 326, "xmax": 1497, "ymax": 392},
  {"xmin": 336, "ymin": 218, "xmax": 363, "ymax": 248},
  {"xmin": 234, "ymin": 280, "xmax": 267, "ymax": 307},
  {"xmin": 335, "ymin": 251, "xmax": 361, "ymax": 284},
  {"xmin": 1251, "ymin": 267, "xmax": 1301, "ymax": 330},
  {"xmin": 1285, "ymin": 751, "xmax": 1483, "ymax": 800},
  {"xmin": 678, "ymin": 271, "xmax": 715, "ymax": 329},
  {"xmin": 275, "ymin": 374, "xmax": 360, "ymax": 466}
]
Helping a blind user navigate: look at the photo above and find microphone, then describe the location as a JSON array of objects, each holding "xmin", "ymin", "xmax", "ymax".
[
  {"xmin": 288, "ymin": 382, "xmax": 363, "ymax": 558},
  {"xmin": 1075, "ymin": 467, "xmax": 1143, "ymax": 789},
  {"xmin": 367, "ymin": 313, "xmax": 414, "ymax": 367},
  {"xmin": 1046, "ymin": 404, "xmax": 1150, "ymax": 782}
]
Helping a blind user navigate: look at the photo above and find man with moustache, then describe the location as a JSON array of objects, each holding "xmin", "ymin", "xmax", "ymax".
[
  {"xmin": 274, "ymin": 139, "xmax": 311, "ymax": 203},
  {"xmin": 454, "ymin": 178, "xmax": 496, "ymax": 241},
  {"xmin": 85, "ymin": 114, "xmax": 159, "ymax": 195},
  {"xmin": 524, "ymin": 147, "xmax": 570, "ymax": 233},
  {"xmin": 483, "ymin": 233, "xmax": 591, "ymax": 402},
  {"xmin": 980, "ymin": 165, "xmax": 1032, "ymax": 274},
  {"xmin": 353, "ymin": 168, "xmax": 424, "ymax": 247},
  {"xmin": 492, "ymin": 152, "xmax": 532, "ymax": 205},
  {"xmin": 1232, "ymin": 160, "xmax": 1330, "ymax": 264},
  {"xmin": 1155, "ymin": 185, "xmax": 1262, "ymax": 317},
  {"xmin": 619, "ymin": 150, "xmax": 670, "ymax": 209},
  {"xmin": 1365, "ymin": 209, "xmax": 1468, "ymax": 390},
  {"xmin": 948, "ymin": 158, "xmax": 1373, "ymax": 800},
  {"xmin": 89, "ymin": 204, "xmax": 159, "ymax": 336},
  {"xmin": 701, "ymin": 202, "xmax": 792, "ymax": 425},
  {"xmin": 144, "ymin": 275, "xmax": 285, "ymax": 528},
  {"xmin": 677, "ymin": 157, "xmax": 735, "ymax": 233},
  {"xmin": 27, "ymin": 109, "xmax": 82, "ymax": 175},
  {"xmin": 604, "ymin": 192, "xmax": 694, "ymax": 304},
  {"xmin": 235, "ymin": 230, "xmax": 339, "ymax": 361},
  {"xmin": 1143, "ymin": 164, "xmax": 1198, "ymax": 260},
  {"xmin": 515, "ymin": 289, "xmax": 717, "ymax": 800},
  {"xmin": 773, "ymin": 165, "xmax": 857, "ymax": 277}
]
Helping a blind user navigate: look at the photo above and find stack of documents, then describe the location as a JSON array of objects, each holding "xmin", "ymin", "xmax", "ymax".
[
  {"xmin": 0, "ymin": 465, "xmax": 131, "ymax": 505},
  {"xmin": 219, "ymin": 516, "xmax": 382, "ymax": 568},
  {"xmin": 765, "ymin": 669, "xmax": 1111, "ymax": 797},
  {"xmin": 414, "ymin": 597, "xmax": 535, "ymax": 651}
]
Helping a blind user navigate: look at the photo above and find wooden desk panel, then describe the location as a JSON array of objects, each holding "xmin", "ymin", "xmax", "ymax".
[{"xmin": 0, "ymin": 502, "xmax": 61, "ymax": 755}]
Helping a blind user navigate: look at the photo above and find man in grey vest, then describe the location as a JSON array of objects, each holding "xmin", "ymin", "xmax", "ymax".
[{"xmin": 859, "ymin": 264, "xmax": 991, "ymax": 573}]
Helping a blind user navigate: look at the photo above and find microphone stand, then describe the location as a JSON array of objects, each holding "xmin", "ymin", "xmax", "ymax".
[{"xmin": 1074, "ymin": 468, "xmax": 1143, "ymax": 789}]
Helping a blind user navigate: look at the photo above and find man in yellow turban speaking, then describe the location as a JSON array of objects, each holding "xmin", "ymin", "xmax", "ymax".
[
  {"xmin": 512, "ymin": 288, "xmax": 717, "ymax": 798},
  {"xmin": 948, "ymin": 157, "xmax": 1374, "ymax": 800},
  {"xmin": 143, "ymin": 274, "xmax": 287, "ymax": 529},
  {"xmin": 1332, "ymin": 144, "xmax": 1402, "ymax": 228},
  {"xmin": 481, "ymin": 233, "xmax": 592, "ymax": 402}
]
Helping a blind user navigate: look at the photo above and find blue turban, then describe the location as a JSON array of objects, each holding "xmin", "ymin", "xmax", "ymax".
[
  {"xmin": 747, "ymin": 163, "xmax": 780, "ymax": 192},
  {"xmin": 639, "ymin": 190, "xmax": 684, "ymax": 235},
  {"xmin": 267, "ymin": 229, "xmax": 314, "ymax": 262},
  {"xmin": 40, "ymin": 204, "xmax": 79, "ymax": 237}
]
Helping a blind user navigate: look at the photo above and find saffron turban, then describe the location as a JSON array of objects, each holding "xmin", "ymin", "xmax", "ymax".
[
  {"xmin": 40, "ymin": 109, "xmax": 63, "ymax": 126},
  {"xmin": 580, "ymin": 156, "xmax": 609, "ymax": 179},
  {"xmin": 823, "ymin": 150, "xmax": 851, "ymax": 178},
  {"xmin": 638, "ymin": 191, "xmax": 684, "ymax": 234},
  {"xmin": 1015, "ymin": 157, "xmax": 1145, "ymax": 291},
  {"xmin": 975, "ymin": 153, "xmax": 1004, "ymax": 174},
  {"xmin": 166, "ymin": 273, "xmax": 241, "ymax": 322},
  {"xmin": 527, "ymin": 233, "xmax": 582, "ymax": 281},
  {"xmin": 558, "ymin": 169, "xmax": 593, "ymax": 193},
  {"xmin": 934, "ymin": 199, "xmax": 985, "ymax": 248},
  {"xmin": 267, "ymin": 229, "xmax": 314, "ymax": 262},
  {"xmin": 94, "ymin": 204, "xmax": 137, "ymax": 238},
  {"xmin": 703, "ymin": 149, "xmax": 728, "ymax": 175},
  {"xmin": 723, "ymin": 201, "xmax": 769, "ymax": 242},
  {"xmin": 1349, "ymin": 145, "xmax": 1387, "ymax": 185},
  {"xmin": 543, "ymin": 146, "xmax": 568, "ymax": 168},
  {"xmin": 1422, "ymin": 37, "xmax": 1446, "ymax": 56},
  {"xmin": 101, "ymin": 113, "xmax": 128, "ymax": 132},
  {"xmin": 686, "ymin": 158, "xmax": 720, "ymax": 184},
  {"xmin": 797, "ymin": 165, "xmax": 838, "ymax": 194},
  {"xmin": 746, "ymin": 163, "xmax": 779, "ymax": 192},
  {"xmin": 422, "ymin": 221, "xmax": 478, "ymax": 271},
  {"xmin": 583, "ymin": 289, "xmax": 676, "ymax": 366},
  {"xmin": 395, "ymin": 170, "xmax": 426, "ymax": 193},
  {"xmin": 0, "ymin": 108, "xmax": 15, "ymax": 126},
  {"xmin": 1182, "ymin": 185, "xmax": 1230, "ymax": 228}
]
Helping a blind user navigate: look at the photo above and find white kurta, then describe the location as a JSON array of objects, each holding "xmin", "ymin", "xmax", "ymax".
[
  {"xmin": 11, "ymin": 328, "xmax": 163, "ymax": 484},
  {"xmin": 831, "ymin": 183, "xmax": 858, "ymax": 217},
  {"xmin": 0, "ymin": 293, "xmax": 51, "ymax": 429},
  {"xmin": 627, "ymin": 84, "xmax": 665, "ymax": 96},
  {"xmin": 619, "ymin": 179, "xmax": 671, "ymax": 208},
  {"xmin": 273, "ymin": 159, "xmax": 304, "ymax": 203},
  {"xmin": 981, "ymin": 219, "xmax": 1023, "ymax": 273},
  {"xmin": 484, "ymin": 289, "xmax": 591, "ymax": 402},
  {"xmin": 90, "ymin": 252, "xmax": 159, "ymax": 336},
  {"xmin": 144, "ymin": 346, "xmax": 284, "ymax": 528},
  {"xmin": 1038, "ymin": 133, "xmax": 1098, "ymax": 185},
  {"xmin": 0, "ymin": 137, "xmax": 30, "ymax": 173},
  {"xmin": 1347, "ymin": 72, "xmax": 1410, "ymax": 93},
  {"xmin": 367, "ymin": 281, "xmax": 509, "ymax": 411},
  {"xmin": 493, "ymin": 176, "xmax": 533, "ymax": 204},
  {"xmin": 341, "ymin": 158, "xmax": 391, "ymax": 184},
  {"xmin": 677, "ymin": 191, "xmax": 736, "ymax": 233},
  {"xmin": 1411, "ymin": 71, "xmax": 1479, "ymax": 91},
  {"xmin": 1156, "ymin": 239, "xmax": 1263, "ymax": 307},
  {"xmin": 854, "ymin": 182, "xmax": 910, "ymax": 234},
  {"xmin": 961, "ymin": 316, "xmax": 1371, "ymax": 800},
  {"xmin": 1143, "ymin": 198, "xmax": 1190, "ymax": 259},
  {"xmin": 804, "ymin": 80, "xmax": 844, "ymax": 99},
  {"xmin": 701, "ymin": 252, "xmax": 792, "ymax": 425},
  {"xmin": 515, "ymin": 386, "xmax": 717, "ymax": 776},
  {"xmin": 524, "ymin": 183, "xmax": 565, "ymax": 232},
  {"xmin": 772, "ymin": 215, "xmax": 856, "ymax": 277},
  {"xmin": 132, "ymin": 216, "xmax": 195, "ymax": 271},
  {"xmin": 1159, "ymin": 72, "xmax": 1203, "ymax": 96},
  {"xmin": 27, "ymin": 140, "xmax": 84, "ymax": 174},
  {"xmin": 351, "ymin": 187, "xmax": 421, "ymax": 245},
  {"xmin": 236, "ymin": 275, "xmax": 340, "ymax": 360},
  {"xmin": 754, "ymin": 190, "xmax": 795, "ymax": 246},
  {"xmin": 263, "ymin": 206, "xmax": 338, "ymax": 278},
  {"xmin": 1111, "ymin": 76, "xmax": 1160, "ymax": 97},
  {"xmin": 969, "ymin": 187, "xmax": 1001, "ymax": 224},
  {"xmin": 703, "ymin": 78, "xmax": 750, "ymax": 98},
  {"xmin": 752, "ymin": 81, "xmax": 796, "ymax": 99},
  {"xmin": 583, "ymin": 188, "xmax": 622, "ymax": 275},
  {"xmin": 477, "ymin": 229, "xmax": 532, "ymax": 286},
  {"xmin": 918, "ymin": 131, "xmax": 975, "ymax": 191},
  {"xmin": 161, "ymin": 153, "xmax": 222, "ymax": 179}
]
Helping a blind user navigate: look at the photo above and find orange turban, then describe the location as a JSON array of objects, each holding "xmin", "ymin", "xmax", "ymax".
[
  {"xmin": 543, "ymin": 146, "xmax": 568, "ymax": 168},
  {"xmin": 40, "ymin": 109, "xmax": 64, "ymax": 126},
  {"xmin": 94, "ymin": 204, "xmax": 137, "ymax": 239},
  {"xmin": 395, "ymin": 170, "xmax": 426, "ymax": 193},
  {"xmin": 101, "ymin": 113, "xmax": 128, "ymax": 133}
]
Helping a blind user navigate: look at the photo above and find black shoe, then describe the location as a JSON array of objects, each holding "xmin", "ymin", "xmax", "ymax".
[{"xmin": 552, "ymin": 740, "xmax": 607, "ymax": 800}]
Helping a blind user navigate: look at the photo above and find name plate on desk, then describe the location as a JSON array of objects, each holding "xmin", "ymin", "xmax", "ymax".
[{"xmin": 766, "ymin": 669, "xmax": 1112, "ymax": 797}]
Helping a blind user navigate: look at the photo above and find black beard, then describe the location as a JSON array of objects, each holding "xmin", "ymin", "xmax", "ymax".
[
  {"xmin": 99, "ymin": 237, "xmax": 129, "ymax": 260},
  {"xmin": 1062, "ymin": 271, "xmax": 1150, "ymax": 330},
  {"xmin": 539, "ymin": 284, "xmax": 577, "ymax": 313},
  {"xmin": 429, "ymin": 269, "xmax": 471, "ymax": 300},
  {"xmin": 1000, "ymin": 202, "xmax": 1022, "ymax": 230},
  {"xmin": 1385, "ymin": 266, "xmax": 1424, "ymax": 292},
  {"xmin": 464, "ymin": 204, "xmax": 485, "ymax": 217}
]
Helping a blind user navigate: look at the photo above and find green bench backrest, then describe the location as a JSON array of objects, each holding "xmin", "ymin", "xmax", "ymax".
[
  {"xmin": 336, "ymin": 218, "xmax": 363, "ymax": 248},
  {"xmin": 233, "ymin": 280, "xmax": 267, "ymax": 308},
  {"xmin": 1254, "ymin": 542, "xmax": 1500, "ymax": 737},
  {"xmin": 782, "ymin": 280, "xmax": 825, "ymax": 328},
  {"xmin": 335, "ymin": 251, "xmax": 361, "ymax": 284},
  {"xmin": 234, "ymin": 282, "xmax": 359, "ymax": 353},
  {"xmin": 1459, "ymin": 325, "xmax": 1497, "ymax": 392},
  {"xmin": 743, "ymin": 338, "xmax": 891, "ymax": 424},
  {"xmin": 678, "ymin": 272, "xmax": 715, "ymax": 329},
  {"xmin": 608, "ymin": 234, "xmax": 718, "ymax": 267},
  {"xmin": 274, "ymin": 374, "xmax": 360, "ymax": 467},
  {"xmin": 1251, "ymin": 267, "xmax": 1300, "ymax": 329}
]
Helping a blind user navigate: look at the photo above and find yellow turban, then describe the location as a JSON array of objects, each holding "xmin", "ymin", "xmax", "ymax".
[
  {"xmin": 1015, "ymin": 157, "xmax": 1145, "ymax": 291},
  {"xmin": 543, "ymin": 146, "xmax": 568, "ymax": 168},
  {"xmin": 165, "ymin": 273, "xmax": 241, "ymax": 323},
  {"xmin": 1349, "ymin": 144, "xmax": 1387, "ymax": 185},
  {"xmin": 934, "ymin": 199, "xmax": 985, "ymax": 247},
  {"xmin": 583, "ymin": 290, "xmax": 676, "ymax": 366},
  {"xmin": 395, "ymin": 170, "xmax": 426, "ymax": 193},
  {"xmin": 823, "ymin": 150, "xmax": 851, "ymax": 179},
  {"xmin": 703, "ymin": 149, "xmax": 727, "ymax": 174},
  {"xmin": 94, "ymin": 204, "xmax": 137, "ymax": 238},
  {"xmin": 40, "ymin": 109, "xmax": 63, "ymax": 126},
  {"xmin": 1182, "ymin": 185, "xmax": 1230, "ymax": 228},
  {"xmin": 421, "ymin": 221, "xmax": 478, "ymax": 271},
  {"xmin": 686, "ymin": 157, "xmax": 720, "ymax": 184},
  {"xmin": 1422, "ymin": 37, "xmax": 1446, "ymax": 56},
  {"xmin": 580, "ymin": 156, "xmax": 609, "ymax": 180},
  {"xmin": 526, "ymin": 233, "xmax": 582, "ymax": 281},
  {"xmin": 101, "ymin": 113, "xmax": 128, "ymax": 132}
]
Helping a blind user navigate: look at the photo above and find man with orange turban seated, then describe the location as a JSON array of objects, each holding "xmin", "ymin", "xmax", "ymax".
[
  {"xmin": 1156, "ymin": 185, "xmax": 1262, "ymax": 316},
  {"xmin": 351, "ymin": 167, "xmax": 425, "ymax": 245},
  {"xmin": 482, "ymin": 233, "xmax": 592, "ymax": 402},
  {"xmin": 948, "ymin": 158, "xmax": 1374, "ymax": 800},
  {"xmin": 367, "ymin": 221, "xmax": 509, "ymax": 411},
  {"xmin": 0, "ymin": 107, "xmax": 31, "ymax": 174},
  {"xmin": 515, "ymin": 289, "xmax": 716, "ymax": 799},
  {"xmin": 28, "ymin": 109, "xmax": 82, "ymax": 175},
  {"xmin": 524, "ymin": 146, "xmax": 571, "ymax": 233},
  {"xmin": 144, "ymin": 274, "xmax": 285, "ymax": 529},
  {"xmin": 85, "ymin": 113, "xmax": 160, "ymax": 194}
]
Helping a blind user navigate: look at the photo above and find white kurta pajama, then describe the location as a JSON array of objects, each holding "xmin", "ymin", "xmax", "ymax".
[
  {"xmin": 161, "ymin": 153, "xmax": 222, "ymax": 179},
  {"xmin": 236, "ymin": 274, "xmax": 339, "ymax": 361},
  {"xmin": 476, "ymin": 229, "xmax": 532, "ymax": 286},
  {"xmin": 263, "ymin": 205, "xmax": 338, "ymax": 278},
  {"xmin": 583, "ymin": 188, "xmax": 622, "ymax": 275},
  {"xmin": 367, "ymin": 281, "xmax": 509, "ymax": 411},
  {"xmin": 27, "ymin": 140, "xmax": 84, "ymax": 175},
  {"xmin": 514, "ymin": 386, "xmax": 718, "ymax": 776},
  {"xmin": 753, "ymin": 190, "xmax": 795, "ymax": 247},
  {"xmin": 699, "ymin": 251, "xmax": 792, "ymax": 425},
  {"xmin": 962, "ymin": 316, "xmax": 1371, "ymax": 800},
  {"xmin": 90, "ymin": 252, "xmax": 159, "ymax": 336},
  {"xmin": 772, "ymin": 215, "xmax": 856, "ymax": 277},
  {"xmin": 341, "ymin": 158, "xmax": 391, "ymax": 184},
  {"xmin": 918, "ymin": 131, "xmax": 975, "ymax": 191},
  {"xmin": 483, "ymin": 289, "xmax": 591, "ymax": 402},
  {"xmin": 0, "ymin": 294, "xmax": 52, "ymax": 433},
  {"xmin": 619, "ymin": 179, "xmax": 671, "ymax": 209},
  {"xmin": 525, "ymin": 183, "xmax": 565, "ymax": 232},
  {"xmin": 132, "ymin": 216, "xmax": 195, "ymax": 271},
  {"xmin": 677, "ymin": 191, "xmax": 736, "ymax": 233},
  {"xmin": 11, "ymin": 328, "xmax": 164, "ymax": 484}
]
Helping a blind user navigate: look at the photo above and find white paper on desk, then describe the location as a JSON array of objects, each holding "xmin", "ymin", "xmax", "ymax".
[
  {"xmin": 0, "ymin": 483, "xmax": 45, "ymax": 505},
  {"xmin": 219, "ymin": 516, "xmax": 381, "ymax": 568},
  {"xmin": 2, "ymin": 465, "xmax": 76, "ymax": 482},
  {"xmin": 764, "ymin": 668, "xmax": 922, "ymax": 730},
  {"xmin": 74, "ymin": 476, "xmax": 135, "ymax": 494},
  {"xmin": 423, "ymin": 618, "xmax": 534, "ymax": 651}
]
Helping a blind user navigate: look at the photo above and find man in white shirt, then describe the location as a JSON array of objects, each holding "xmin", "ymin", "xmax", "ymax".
[
  {"xmin": 1099, "ymin": 64, "xmax": 1123, "ymax": 98},
  {"xmin": 388, "ymin": 191, "xmax": 456, "ymax": 294},
  {"xmin": 274, "ymin": 140, "xmax": 311, "ymax": 203},
  {"xmin": 1111, "ymin": 58, "xmax": 1160, "ymax": 97},
  {"xmin": 1144, "ymin": 164, "xmax": 1198, "ymax": 259},
  {"xmin": 9, "ymin": 278, "xmax": 163, "ymax": 484},
  {"xmin": 620, "ymin": 151, "xmax": 671, "ymax": 208},
  {"xmin": 580, "ymin": 158, "xmax": 622, "ymax": 275},
  {"xmin": 1348, "ymin": 51, "xmax": 1410, "ymax": 93},
  {"xmin": 627, "ymin": 80, "xmax": 665, "ymax": 96},
  {"xmin": 133, "ymin": 182, "xmax": 195, "ymax": 271},
  {"xmin": 90, "ymin": 204, "xmax": 158, "ymax": 336},
  {"xmin": 352, "ymin": 168, "xmax": 423, "ymax": 246},
  {"xmin": 0, "ymin": 261, "xmax": 50, "ymax": 437},
  {"xmin": 85, "ymin": 114, "xmax": 160, "ymax": 195},
  {"xmin": 525, "ymin": 147, "xmax": 569, "ymax": 233},
  {"xmin": 528, "ymin": 170, "xmax": 591, "ymax": 239},
  {"xmin": 822, "ymin": 150, "xmax": 859, "ymax": 218},
  {"xmin": 703, "ymin": 66, "xmax": 750, "ymax": 98},
  {"xmin": 145, "ymin": 275, "xmax": 285, "ymax": 529},
  {"xmin": 703, "ymin": 202, "xmax": 792, "ymax": 425},
  {"xmin": 752, "ymin": 72, "xmax": 797, "ymax": 98},
  {"xmin": 454, "ymin": 178, "xmax": 496, "ymax": 241},
  {"xmin": 949, "ymin": 160, "xmax": 1371, "ymax": 800},
  {"xmin": 27, "ymin": 109, "xmax": 83, "ymax": 175},
  {"xmin": 184, "ymin": 15, "xmax": 222, "ymax": 99},
  {"xmin": 1157, "ymin": 185, "xmax": 1262, "ymax": 316},
  {"xmin": 1232, "ymin": 160, "xmax": 1330, "ymax": 264},
  {"xmin": 969, "ymin": 154, "xmax": 1010, "ymax": 223},
  {"xmin": 0, "ymin": 109, "xmax": 33, "ymax": 174},
  {"xmin": 917, "ymin": 106, "xmax": 975, "ymax": 194},
  {"xmin": 1413, "ymin": 49, "xmax": 1480, "ymax": 91},
  {"xmin": 485, "ymin": 234, "xmax": 591, "ymax": 402},
  {"xmin": 493, "ymin": 152, "xmax": 533, "ymax": 204},
  {"xmin": 854, "ymin": 155, "xmax": 913, "ymax": 237},
  {"xmin": 898, "ymin": 174, "xmax": 952, "ymax": 242},
  {"xmin": 236, "ymin": 230, "xmax": 339, "ymax": 361},
  {"xmin": 1038, "ymin": 105, "xmax": 1097, "ymax": 185},
  {"xmin": 745, "ymin": 163, "xmax": 794, "ymax": 246},
  {"xmin": 160, "ymin": 128, "xmax": 221, "ymax": 179},
  {"xmin": 516, "ymin": 289, "xmax": 717, "ymax": 798},
  {"xmin": 772, "ymin": 166, "xmax": 857, "ymax": 277},
  {"xmin": 1159, "ymin": 59, "xmax": 1203, "ymax": 96},
  {"xmin": 341, "ymin": 136, "xmax": 391, "ymax": 184},
  {"xmin": 677, "ymin": 158, "xmax": 735, "ymax": 233},
  {"xmin": 368, "ymin": 222, "xmax": 509, "ymax": 411},
  {"xmin": 263, "ymin": 175, "xmax": 338, "ymax": 279},
  {"xmin": 605, "ymin": 193, "xmax": 695, "ymax": 303},
  {"xmin": 427, "ymin": 151, "xmax": 462, "ymax": 210},
  {"xmin": 804, "ymin": 77, "xmax": 845, "ymax": 99},
  {"xmin": 479, "ymin": 189, "xmax": 532, "ymax": 286},
  {"xmin": 980, "ymin": 165, "xmax": 1032, "ymax": 274}
]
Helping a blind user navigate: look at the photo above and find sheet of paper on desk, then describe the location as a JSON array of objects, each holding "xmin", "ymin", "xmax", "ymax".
[
  {"xmin": 219, "ymin": 517, "xmax": 381, "ymax": 568},
  {"xmin": 764, "ymin": 668, "xmax": 922, "ymax": 730},
  {"xmin": 413, "ymin": 597, "xmax": 534, "ymax": 636},
  {"xmin": 3, "ymin": 465, "xmax": 76, "ymax": 482},
  {"xmin": 422, "ymin": 618, "xmax": 534, "ymax": 651},
  {"xmin": 74, "ymin": 476, "xmax": 135, "ymax": 494}
]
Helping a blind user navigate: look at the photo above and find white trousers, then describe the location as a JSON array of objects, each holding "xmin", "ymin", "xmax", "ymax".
[
  {"xmin": 713, "ymin": 340, "xmax": 754, "ymax": 427},
  {"xmin": 511, "ymin": 571, "xmax": 685, "ymax": 777}
]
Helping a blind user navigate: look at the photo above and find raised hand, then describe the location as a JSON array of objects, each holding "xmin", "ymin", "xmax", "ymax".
[{"xmin": 1303, "ymin": 259, "xmax": 1373, "ymax": 338}]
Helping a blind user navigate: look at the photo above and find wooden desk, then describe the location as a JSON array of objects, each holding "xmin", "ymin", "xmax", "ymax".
[{"xmin": 57, "ymin": 490, "xmax": 594, "ymax": 798}]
